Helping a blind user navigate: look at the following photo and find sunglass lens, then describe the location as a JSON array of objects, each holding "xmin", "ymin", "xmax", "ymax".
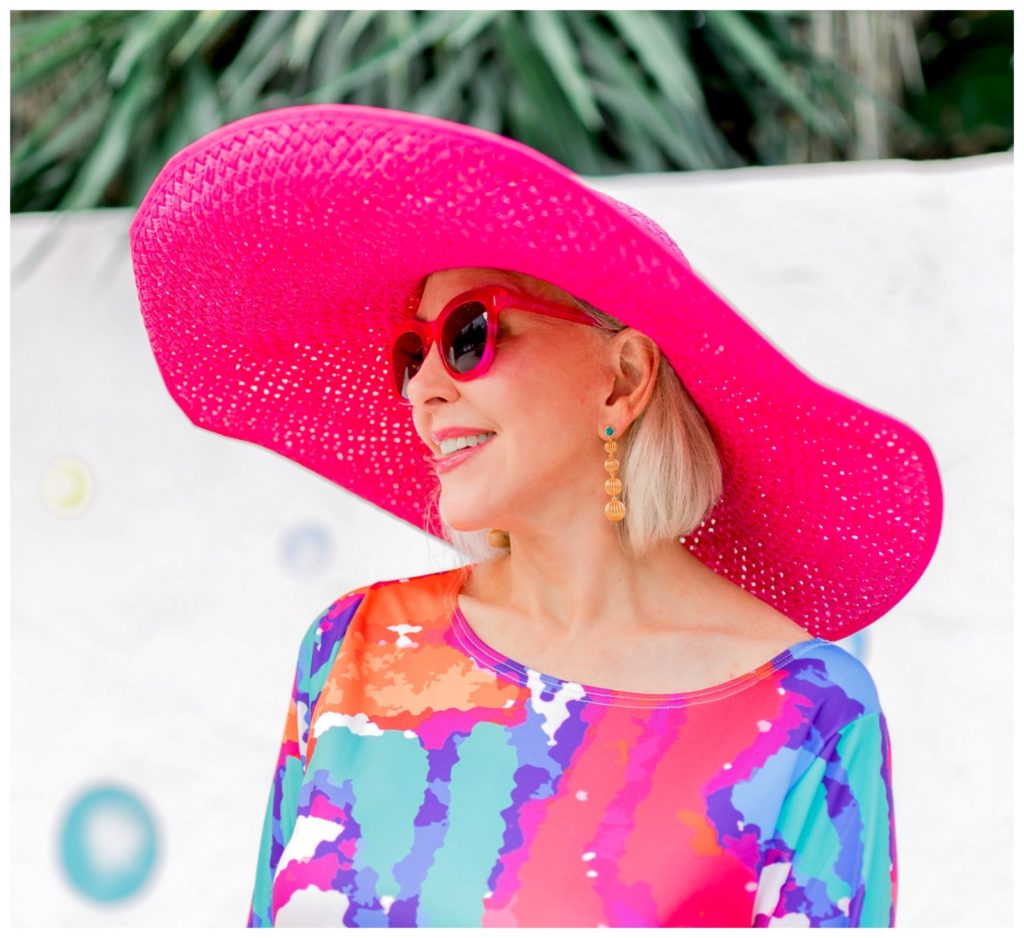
[
  {"xmin": 442, "ymin": 301, "xmax": 489, "ymax": 373},
  {"xmin": 393, "ymin": 331, "xmax": 424, "ymax": 399}
]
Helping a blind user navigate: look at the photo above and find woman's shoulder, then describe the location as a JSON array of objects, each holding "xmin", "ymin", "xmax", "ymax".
[
  {"xmin": 303, "ymin": 566, "xmax": 467, "ymax": 633},
  {"xmin": 316, "ymin": 565, "xmax": 465, "ymax": 605},
  {"xmin": 783, "ymin": 636, "xmax": 885, "ymax": 724},
  {"xmin": 677, "ymin": 564, "xmax": 883, "ymax": 716}
]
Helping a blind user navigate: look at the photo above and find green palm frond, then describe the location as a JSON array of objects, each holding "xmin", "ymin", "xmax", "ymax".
[{"xmin": 12, "ymin": 9, "xmax": 988, "ymax": 213}]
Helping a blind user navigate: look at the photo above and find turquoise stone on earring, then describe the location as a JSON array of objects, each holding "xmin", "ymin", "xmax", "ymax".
[{"xmin": 605, "ymin": 426, "xmax": 614, "ymax": 437}]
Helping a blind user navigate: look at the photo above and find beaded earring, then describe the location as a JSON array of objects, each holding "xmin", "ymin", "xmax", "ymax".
[{"xmin": 603, "ymin": 426, "xmax": 626, "ymax": 522}]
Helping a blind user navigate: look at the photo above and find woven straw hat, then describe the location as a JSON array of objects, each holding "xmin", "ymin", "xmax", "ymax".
[{"xmin": 129, "ymin": 104, "xmax": 942, "ymax": 639}]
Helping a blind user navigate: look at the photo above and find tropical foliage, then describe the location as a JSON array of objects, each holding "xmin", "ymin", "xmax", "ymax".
[{"xmin": 10, "ymin": 9, "xmax": 1013, "ymax": 212}]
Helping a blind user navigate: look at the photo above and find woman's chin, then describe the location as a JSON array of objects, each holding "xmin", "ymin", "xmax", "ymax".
[{"xmin": 438, "ymin": 495, "xmax": 501, "ymax": 535}]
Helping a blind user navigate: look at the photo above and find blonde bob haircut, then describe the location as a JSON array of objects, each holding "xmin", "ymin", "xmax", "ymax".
[{"xmin": 422, "ymin": 272, "xmax": 723, "ymax": 563}]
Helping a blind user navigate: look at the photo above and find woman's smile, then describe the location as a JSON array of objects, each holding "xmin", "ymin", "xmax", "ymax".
[{"xmin": 433, "ymin": 432, "xmax": 497, "ymax": 473}]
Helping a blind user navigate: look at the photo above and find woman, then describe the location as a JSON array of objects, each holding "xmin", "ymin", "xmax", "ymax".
[
  {"xmin": 129, "ymin": 105, "xmax": 942, "ymax": 927},
  {"xmin": 411, "ymin": 265, "xmax": 809, "ymax": 691}
]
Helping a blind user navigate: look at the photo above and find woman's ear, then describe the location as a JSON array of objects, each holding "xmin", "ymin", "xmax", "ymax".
[{"xmin": 606, "ymin": 329, "xmax": 661, "ymax": 418}]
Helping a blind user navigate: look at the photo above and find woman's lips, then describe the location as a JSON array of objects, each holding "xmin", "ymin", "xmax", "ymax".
[{"xmin": 433, "ymin": 435, "xmax": 495, "ymax": 473}]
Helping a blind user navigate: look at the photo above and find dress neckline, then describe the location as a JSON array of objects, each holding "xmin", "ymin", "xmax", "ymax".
[{"xmin": 447, "ymin": 566, "xmax": 826, "ymax": 710}]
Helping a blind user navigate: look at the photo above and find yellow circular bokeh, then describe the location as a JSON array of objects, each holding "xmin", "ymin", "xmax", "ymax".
[{"xmin": 42, "ymin": 456, "xmax": 94, "ymax": 517}]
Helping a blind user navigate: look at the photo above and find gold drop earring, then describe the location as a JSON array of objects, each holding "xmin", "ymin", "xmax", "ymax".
[{"xmin": 603, "ymin": 426, "xmax": 625, "ymax": 522}]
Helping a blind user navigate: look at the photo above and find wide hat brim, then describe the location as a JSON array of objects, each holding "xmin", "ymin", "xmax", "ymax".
[{"xmin": 129, "ymin": 104, "xmax": 942, "ymax": 639}]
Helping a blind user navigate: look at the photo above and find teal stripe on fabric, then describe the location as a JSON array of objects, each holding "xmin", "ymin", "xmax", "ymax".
[
  {"xmin": 295, "ymin": 617, "xmax": 322, "ymax": 697},
  {"xmin": 775, "ymin": 755, "xmax": 847, "ymax": 902},
  {"xmin": 248, "ymin": 779, "xmax": 277, "ymax": 927},
  {"xmin": 835, "ymin": 711, "xmax": 892, "ymax": 925},
  {"xmin": 278, "ymin": 753, "xmax": 305, "ymax": 844},
  {"xmin": 328, "ymin": 728, "xmax": 430, "ymax": 899},
  {"xmin": 418, "ymin": 723, "xmax": 520, "ymax": 926},
  {"xmin": 249, "ymin": 750, "xmax": 305, "ymax": 926}
]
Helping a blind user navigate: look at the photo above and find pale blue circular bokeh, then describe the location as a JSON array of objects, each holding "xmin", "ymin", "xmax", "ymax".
[
  {"xmin": 59, "ymin": 785, "xmax": 158, "ymax": 903},
  {"xmin": 280, "ymin": 522, "xmax": 334, "ymax": 577}
]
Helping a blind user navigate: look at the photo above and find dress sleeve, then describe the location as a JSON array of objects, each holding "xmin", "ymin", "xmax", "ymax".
[
  {"xmin": 245, "ymin": 588, "xmax": 369, "ymax": 927},
  {"xmin": 753, "ymin": 710, "xmax": 897, "ymax": 927},
  {"xmin": 245, "ymin": 620, "xmax": 317, "ymax": 928}
]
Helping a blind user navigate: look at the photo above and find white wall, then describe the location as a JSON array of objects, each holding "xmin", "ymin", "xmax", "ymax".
[{"xmin": 10, "ymin": 150, "xmax": 1012, "ymax": 926}]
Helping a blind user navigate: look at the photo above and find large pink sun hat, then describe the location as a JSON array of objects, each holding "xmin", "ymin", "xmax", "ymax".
[{"xmin": 129, "ymin": 104, "xmax": 942, "ymax": 640}]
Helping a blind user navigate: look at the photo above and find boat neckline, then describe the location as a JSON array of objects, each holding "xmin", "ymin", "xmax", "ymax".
[{"xmin": 449, "ymin": 590, "xmax": 827, "ymax": 709}]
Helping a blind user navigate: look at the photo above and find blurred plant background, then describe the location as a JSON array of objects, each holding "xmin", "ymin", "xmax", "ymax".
[{"xmin": 10, "ymin": 8, "xmax": 1013, "ymax": 213}]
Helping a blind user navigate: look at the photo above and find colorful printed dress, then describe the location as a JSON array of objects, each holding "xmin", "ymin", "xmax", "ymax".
[{"xmin": 247, "ymin": 566, "xmax": 896, "ymax": 927}]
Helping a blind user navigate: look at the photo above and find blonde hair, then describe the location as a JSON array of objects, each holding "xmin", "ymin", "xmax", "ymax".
[{"xmin": 422, "ymin": 276, "xmax": 723, "ymax": 563}]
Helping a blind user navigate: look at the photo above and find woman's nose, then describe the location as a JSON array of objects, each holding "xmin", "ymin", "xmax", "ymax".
[{"xmin": 405, "ymin": 338, "xmax": 457, "ymax": 405}]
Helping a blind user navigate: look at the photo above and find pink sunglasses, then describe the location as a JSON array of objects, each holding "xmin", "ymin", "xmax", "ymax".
[{"xmin": 388, "ymin": 285, "xmax": 596, "ymax": 401}]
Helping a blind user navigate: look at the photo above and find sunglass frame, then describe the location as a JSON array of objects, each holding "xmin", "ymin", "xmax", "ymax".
[{"xmin": 388, "ymin": 285, "xmax": 596, "ymax": 402}]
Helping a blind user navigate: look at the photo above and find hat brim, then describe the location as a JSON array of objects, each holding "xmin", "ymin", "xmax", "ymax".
[{"xmin": 130, "ymin": 104, "xmax": 942, "ymax": 639}]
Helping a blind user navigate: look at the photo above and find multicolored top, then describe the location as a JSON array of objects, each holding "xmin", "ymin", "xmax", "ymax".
[{"xmin": 246, "ymin": 566, "xmax": 896, "ymax": 928}]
